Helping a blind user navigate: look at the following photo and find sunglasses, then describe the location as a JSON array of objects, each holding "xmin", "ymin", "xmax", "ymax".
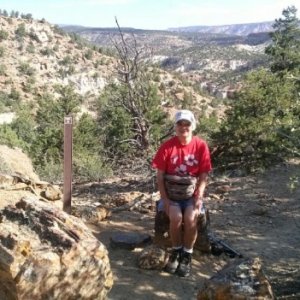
[{"xmin": 176, "ymin": 121, "xmax": 191, "ymax": 127}]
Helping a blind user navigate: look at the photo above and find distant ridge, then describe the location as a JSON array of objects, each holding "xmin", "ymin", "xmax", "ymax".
[{"xmin": 169, "ymin": 21, "xmax": 274, "ymax": 36}]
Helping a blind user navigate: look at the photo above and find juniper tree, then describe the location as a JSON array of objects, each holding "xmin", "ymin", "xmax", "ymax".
[
  {"xmin": 213, "ymin": 6, "xmax": 300, "ymax": 171},
  {"xmin": 265, "ymin": 6, "xmax": 300, "ymax": 75}
]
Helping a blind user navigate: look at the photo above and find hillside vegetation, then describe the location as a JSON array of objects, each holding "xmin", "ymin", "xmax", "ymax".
[
  {"xmin": 0, "ymin": 7, "xmax": 299, "ymax": 300},
  {"xmin": 213, "ymin": 6, "xmax": 300, "ymax": 172},
  {"xmin": 0, "ymin": 12, "xmax": 214, "ymax": 182},
  {"xmin": 0, "ymin": 6, "xmax": 299, "ymax": 183}
]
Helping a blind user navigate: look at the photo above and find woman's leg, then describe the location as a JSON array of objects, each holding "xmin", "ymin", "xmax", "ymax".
[
  {"xmin": 183, "ymin": 205, "xmax": 198, "ymax": 249},
  {"xmin": 168, "ymin": 204, "xmax": 183, "ymax": 247}
]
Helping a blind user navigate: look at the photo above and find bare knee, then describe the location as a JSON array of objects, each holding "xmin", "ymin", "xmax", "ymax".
[
  {"xmin": 184, "ymin": 208, "xmax": 197, "ymax": 229},
  {"xmin": 169, "ymin": 207, "xmax": 183, "ymax": 226}
]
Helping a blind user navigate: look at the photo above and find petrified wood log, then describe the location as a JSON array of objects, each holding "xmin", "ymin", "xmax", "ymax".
[
  {"xmin": 197, "ymin": 257, "xmax": 274, "ymax": 300},
  {"xmin": 0, "ymin": 196, "xmax": 113, "ymax": 300},
  {"xmin": 138, "ymin": 245, "xmax": 168, "ymax": 270}
]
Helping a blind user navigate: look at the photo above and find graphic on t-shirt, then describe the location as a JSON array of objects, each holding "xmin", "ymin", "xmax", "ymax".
[
  {"xmin": 175, "ymin": 164, "xmax": 187, "ymax": 175},
  {"xmin": 184, "ymin": 154, "xmax": 198, "ymax": 166},
  {"xmin": 174, "ymin": 153, "xmax": 199, "ymax": 175},
  {"xmin": 171, "ymin": 155, "xmax": 178, "ymax": 165}
]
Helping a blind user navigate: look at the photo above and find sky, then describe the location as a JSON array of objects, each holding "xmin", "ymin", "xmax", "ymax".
[{"xmin": 1, "ymin": 0, "xmax": 299, "ymax": 30}]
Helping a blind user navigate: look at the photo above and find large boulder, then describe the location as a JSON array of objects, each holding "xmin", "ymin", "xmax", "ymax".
[
  {"xmin": 197, "ymin": 257, "xmax": 274, "ymax": 300},
  {"xmin": 0, "ymin": 196, "xmax": 113, "ymax": 300},
  {"xmin": 0, "ymin": 145, "xmax": 40, "ymax": 181}
]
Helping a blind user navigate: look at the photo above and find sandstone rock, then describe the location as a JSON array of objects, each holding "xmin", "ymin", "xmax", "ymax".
[
  {"xmin": 215, "ymin": 185, "xmax": 231, "ymax": 194},
  {"xmin": 0, "ymin": 196, "xmax": 113, "ymax": 300},
  {"xmin": 210, "ymin": 193, "xmax": 221, "ymax": 200},
  {"xmin": 197, "ymin": 257, "xmax": 274, "ymax": 300},
  {"xmin": 0, "ymin": 174, "xmax": 16, "ymax": 188},
  {"xmin": 96, "ymin": 206, "xmax": 112, "ymax": 221},
  {"xmin": 44, "ymin": 184, "xmax": 62, "ymax": 201},
  {"xmin": 72, "ymin": 205, "xmax": 111, "ymax": 224},
  {"xmin": 0, "ymin": 145, "xmax": 40, "ymax": 182},
  {"xmin": 138, "ymin": 245, "xmax": 168, "ymax": 270},
  {"xmin": 34, "ymin": 180, "xmax": 50, "ymax": 189}
]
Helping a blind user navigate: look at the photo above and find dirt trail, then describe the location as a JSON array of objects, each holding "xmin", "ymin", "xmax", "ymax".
[
  {"xmin": 91, "ymin": 211, "xmax": 228, "ymax": 300},
  {"xmin": 81, "ymin": 160, "xmax": 300, "ymax": 299}
]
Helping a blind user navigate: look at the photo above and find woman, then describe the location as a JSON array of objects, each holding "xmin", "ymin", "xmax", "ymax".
[{"xmin": 152, "ymin": 109, "xmax": 212, "ymax": 277}]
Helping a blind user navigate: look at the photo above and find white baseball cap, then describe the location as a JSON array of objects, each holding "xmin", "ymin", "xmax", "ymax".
[{"xmin": 175, "ymin": 110, "xmax": 196, "ymax": 130}]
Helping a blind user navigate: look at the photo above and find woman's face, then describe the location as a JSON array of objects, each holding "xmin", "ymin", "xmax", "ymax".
[{"xmin": 175, "ymin": 120, "xmax": 193, "ymax": 138}]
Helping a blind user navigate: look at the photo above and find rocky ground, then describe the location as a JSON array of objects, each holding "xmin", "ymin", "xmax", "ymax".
[
  {"xmin": 69, "ymin": 159, "xmax": 300, "ymax": 299},
  {"xmin": 1, "ymin": 159, "xmax": 299, "ymax": 299}
]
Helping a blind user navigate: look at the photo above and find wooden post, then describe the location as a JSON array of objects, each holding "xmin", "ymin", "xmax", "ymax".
[{"xmin": 63, "ymin": 116, "xmax": 73, "ymax": 214}]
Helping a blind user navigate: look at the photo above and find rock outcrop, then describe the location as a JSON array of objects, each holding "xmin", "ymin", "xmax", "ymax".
[
  {"xmin": 0, "ymin": 145, "xmax": 40, "ymax": 182},
  {"xmin": 0, "ymin": 196, "xmax": 113, "ymax": 300},
  {"xmin": 138, "ymin": 245, "xmax": 168, "ymax": 270},
  {"xmin": 197, "ymin": 257, "xmax": 274, "ymax": 300}
]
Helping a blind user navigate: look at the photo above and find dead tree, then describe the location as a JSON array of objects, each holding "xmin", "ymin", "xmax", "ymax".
[{"xmin": 110, "ymin": 18, "xmax": 155, "ymax": 151}]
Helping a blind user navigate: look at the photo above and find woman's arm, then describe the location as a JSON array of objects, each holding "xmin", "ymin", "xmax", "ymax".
[{"xmin": 194, "ymin": 172, "xmax": 208, "ymax": 211}]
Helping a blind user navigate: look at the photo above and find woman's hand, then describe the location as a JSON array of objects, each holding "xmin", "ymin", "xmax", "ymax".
[{"xmin": 193, "ymin": 196, "xmax": 203, "ymax": 216}]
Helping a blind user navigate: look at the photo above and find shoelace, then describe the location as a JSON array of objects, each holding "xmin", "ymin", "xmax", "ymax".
[
  {"xmin": 181, "ymin": 253, "xmax": 191, "ymax": 264},
  {"xmin": 169, "ymin": 251, "xmax": 180, "ymax": 262}
]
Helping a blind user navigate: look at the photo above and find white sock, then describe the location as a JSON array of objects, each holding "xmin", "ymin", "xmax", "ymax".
[{"xmin": 183, "ymin": 247, "xmax": 193, "ymax": 254}]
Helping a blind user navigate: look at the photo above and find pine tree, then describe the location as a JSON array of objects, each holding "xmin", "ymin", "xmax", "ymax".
[
  {"xmin": 214, "ymin": 6, "xmax": 300, "ymax": 171},
  {"xmin": 265, "ymin": 6, "xmax": 300, "ymax": 75}
]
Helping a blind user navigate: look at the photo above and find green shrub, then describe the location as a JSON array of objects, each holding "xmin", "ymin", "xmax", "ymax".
[
  {"xmin": 40, "ymin": 47, "xmax": 54, "ymax": 56},
  {"xmin": 26, "ymin": 43, "xmax": 35, "ymax": 53},
  {"xmin": 73, "ymin": 151, "xmax": 112, "ymax": 182},
  {"xmin": 0, "ymin": 46, "xmax": 5, "ymax": 57},
  {"xmin": 98, "ymin": 82, "xmax": 169, "ymax": 159},
  {"xmin": 53, "ymin": 44, "xmax": 59, "ymax": 52},
  {"xmin": 18, "ymin": 62, "xmax": 36, "ymax": 76},
  {"xmin": 0, "ymin": 64, "xmax": 6, "ymax": 75},
  {"xmin": 94, "ymin": 58, "xmax": 105, "ymax": 67},
  {"xmin": 29, "ymin": 30, "xmax": 39, "ymax": 42},
  {"xmin": 0, "ymin": 91, "xmax": 11, "ymax": 107},
  {"xmin": 35, "ymin": 159, "xmax": 63, "ymax": 182},
  {"xmin": 15, "ymin": 23, "xmax": 26, "ymax": 38},
  {"xmin": 0, "ymin": 30, "xmax": 8, "ymax": 41},
  {"xmin": 214, "ymin": 69, "xmax": 299, "ymax": 171},
  {"xmin": 0, "ymin": 125, "xmax": 25, "ymax": 149},
  {"xmin": 84, "ymin": 49, "xmax": 93, "ymax": 60},
  {"xmin": 59, "ymin": 55, "xmax": 72, "ymax": 66},
  {"xmin": 31, "ymin": 86, "xmax": 81, "ymax": 169},
  {"xmin": 196, "ymin": 113, "xmax": 220, "ymax": 144},
  {"xmin": 53, "ymin": 25, "xmax": 66, "ymax": 36}
]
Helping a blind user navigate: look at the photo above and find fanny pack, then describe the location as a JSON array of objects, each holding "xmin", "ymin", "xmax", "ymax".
[{"xmin": 164, "ymin": 174, "xmax": 197, "ymax": 201}]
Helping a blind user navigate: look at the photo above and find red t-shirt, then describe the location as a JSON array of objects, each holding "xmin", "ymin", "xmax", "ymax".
[{"xmin": 152, "ymin": 136, "xmax": 212, "ymax": 176}]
